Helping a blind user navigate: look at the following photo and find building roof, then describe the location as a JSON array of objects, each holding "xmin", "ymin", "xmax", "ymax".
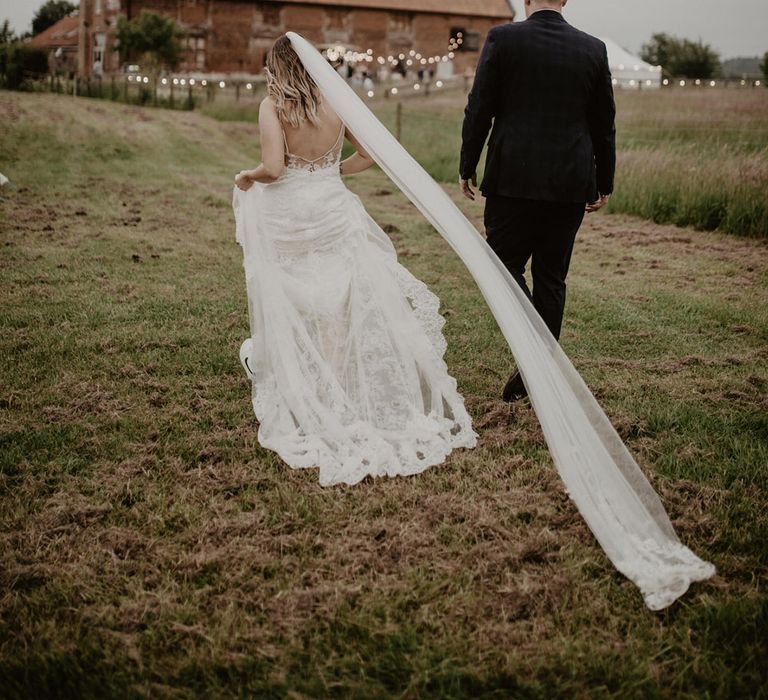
[
  {"xmin": 280, "ymin": 0, "xmax": 514, "ymax": 19},
  {"xmin": 28, "ymin": 14, "xmax": 79, "ymax": 49}
]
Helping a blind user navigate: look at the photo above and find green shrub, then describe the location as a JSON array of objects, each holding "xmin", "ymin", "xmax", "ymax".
[{"xmin": 0, "ymin": 43, "xmax": 49, "ymax": 90}]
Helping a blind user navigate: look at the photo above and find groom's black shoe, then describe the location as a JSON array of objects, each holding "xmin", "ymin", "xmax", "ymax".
[{"xmin": 502, "ymin": 371, "xmax": 528, "ymax": 403}]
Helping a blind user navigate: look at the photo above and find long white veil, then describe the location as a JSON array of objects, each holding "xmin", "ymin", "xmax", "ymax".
[{"xmin": 286, "ymin": 32, "xmax": 715, "ymax": 609}]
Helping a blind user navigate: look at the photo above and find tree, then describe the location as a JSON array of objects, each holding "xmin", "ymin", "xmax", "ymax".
[
  {"xmin": 640, "ymin": 33, "xmax": 674, "ymax": 72},
  {"xmin": 641, "ymin": 32, "xmax": 720, "ymax": 79},
  {"xmin": 760, "ymin": 52, "xmax": 768, "ymax": 83},
  {"xmin": 675, "ymin": 39, "xmax": 721, "ymax": 79},
  {"xmin": 1, "ymin": 18, "xmax": 48, "ymax": 89},
  {"xmin": 0, "ymin": 44, "xmax": 49, "ymax": 89},
  {"xmin": 115, "ymin": 11, "xmax": 182, "ymax": 73},
  {"xmin": 31, "ymin": 0, "xmax": 77, "ymax": 36},
  {"xmin": 0, "ymin": 19, "xmax": 16, "ymax": 45}
]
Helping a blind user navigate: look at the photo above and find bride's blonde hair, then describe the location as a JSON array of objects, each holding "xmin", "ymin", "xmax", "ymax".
[{"xmin": 265, "ymin": 35, "xmax": 321, "ymax": 128}]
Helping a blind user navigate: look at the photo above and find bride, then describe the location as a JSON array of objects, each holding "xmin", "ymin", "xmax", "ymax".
[
  {"xmin": 234, "ymin": 32, "xmax": 714, "ymax": 610},
  {"xmin": 233, "ymin": 35, "xmax": 476, "ymax": 488}
]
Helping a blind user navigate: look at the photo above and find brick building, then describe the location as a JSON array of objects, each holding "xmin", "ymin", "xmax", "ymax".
[{"xmin": 78, "ymin": 0, "xmax": 514, "ymax": 77}]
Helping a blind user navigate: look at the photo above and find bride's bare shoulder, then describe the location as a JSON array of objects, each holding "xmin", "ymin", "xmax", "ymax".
[
  {"xmin": 258, "ymin": 97, "xmax": 281, "ymax": 132},
  {"xmin": 260, "ymin": 96, "xmax": 278, "ymax": 114}
]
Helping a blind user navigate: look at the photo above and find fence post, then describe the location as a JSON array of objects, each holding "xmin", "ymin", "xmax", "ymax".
[
  {"xmin": 395, "ymin": 101, "xmax": 402, "ymax": 142},
  {"xmin": 153, "ymin": 76, "xmax": 158, "ymax": 106},
  {"xmin": 235, "ymin": 82, "xmax": 240, "ymax": 102},
  {"xmin": 170, "ymin": 80, "xmax": 175, "ymax": 108},
  {"xmin": 187, "ymin": 83, "xmax": 193, "ymax": 110}
]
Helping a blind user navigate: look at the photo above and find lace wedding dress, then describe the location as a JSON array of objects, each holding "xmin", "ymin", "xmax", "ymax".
[{"xmin": 233, "ymin": 121, "xmax": 477, "ymax": 487}]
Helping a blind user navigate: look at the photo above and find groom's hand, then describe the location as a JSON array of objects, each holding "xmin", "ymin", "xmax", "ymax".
[
  {"xmin": 586, "ymin": 193, "xmax": 611, "ymax": 213},
  {"xmin": 459, "ymin": 173, "xmax": 477, "ymax": 201}
]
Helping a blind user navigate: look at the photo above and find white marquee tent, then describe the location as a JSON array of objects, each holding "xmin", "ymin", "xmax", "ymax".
[{"xmin": 601, "ymin": 37, "xmax": 662, "ymax": 89}]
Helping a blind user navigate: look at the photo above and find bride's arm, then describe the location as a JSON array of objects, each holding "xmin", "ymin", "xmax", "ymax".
[
  {"xmin": 234, "ymin": 98, "xmax": 285, "ymax": 190},
  {"xmin": 257, "ymin": 98, "xmax": 285, "ymax": 179},
  {"xmin": 235, "ymin": 163, "xmax": 276, "ymax": 190},
  {"xmin": 340, "ymin": 128, "xmax": 375, "ymax": 176}
]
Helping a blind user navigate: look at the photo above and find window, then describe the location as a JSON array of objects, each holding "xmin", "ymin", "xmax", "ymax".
[
  {"xmin": 94, "ymin": 0, "xmax": 103, "ymax": 14},
  {"xmin": 93, "ymin": 32, "xmax": 106, "ymax": 70},
  {"xmin": 184, "ymin": 36, "xmax": 206, "ymax": 70},
  {"xmin": 325, "ymin": 9, "xmax": 347, "ymax": 30},
  {"xmin": 262, "ymin": 4, "xmax": 282, "ymax": 26},
  {"xmin": 389, "ymin": 12, "xmax": 413, "ymax": 34}
]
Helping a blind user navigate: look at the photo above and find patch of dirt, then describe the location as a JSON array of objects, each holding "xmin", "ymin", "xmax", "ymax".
[
  {"xmin": 96, "ymin": 526, "xmax": 154, "ymax": 560},
  {"xmin": 42, "ymin": 379, "xmax": 127, "ymax": 423},
  {"xmin": 0, "ymin": 95, "xmax": 24, "ymax": 122}
]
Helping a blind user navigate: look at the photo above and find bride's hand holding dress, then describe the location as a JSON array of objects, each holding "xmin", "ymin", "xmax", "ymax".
[{"xmin": 235, "ymin": 164, "xmax": 280, "ymax": 191}]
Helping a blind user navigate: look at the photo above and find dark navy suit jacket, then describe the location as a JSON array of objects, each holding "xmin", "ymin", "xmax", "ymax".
[{"xmin": 460, "ymin": 10, "xmax": 616, "ymax": 203}]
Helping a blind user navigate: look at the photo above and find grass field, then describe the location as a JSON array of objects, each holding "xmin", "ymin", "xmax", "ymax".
[{"xmin": 1, "ymin": 91, "xmax": 767, "ymax": 698}]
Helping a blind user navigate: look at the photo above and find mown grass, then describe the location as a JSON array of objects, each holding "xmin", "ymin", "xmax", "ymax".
[
  {"xmin": 1, "ymin": 92, "xmax": 767, "ymax": 698},
  {"xmin": 198, "ymin": 86, "xmax": 768, "ymax": 237}
]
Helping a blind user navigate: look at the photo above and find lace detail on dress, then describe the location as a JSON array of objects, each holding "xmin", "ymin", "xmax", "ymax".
[
  {"xmin": 283, "ymin": 122, "xmax": 344, "ymax": 173},
  {"xmin": 234, "ymin": 156, "xmax": 477, "ymax": 486},
  {"xmin": 393, "ymin": 264, "xmax": 448, "ymax": 358}
]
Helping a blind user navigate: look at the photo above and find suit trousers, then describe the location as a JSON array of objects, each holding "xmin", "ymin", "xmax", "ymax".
[{"xmin": 484, "ymin": 195, "xmax": 585, "ymax": 341}]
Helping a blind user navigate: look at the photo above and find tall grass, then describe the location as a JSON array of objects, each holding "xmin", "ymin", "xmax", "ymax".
[
  {"xmin": 609, "ymin": 148, "xmax": 767, "ymax": 236},
  {"xmin": 609, "ymin": 90, "xmax": 768, "ymax": 237}
]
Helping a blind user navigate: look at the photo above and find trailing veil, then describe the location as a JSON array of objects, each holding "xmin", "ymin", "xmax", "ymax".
[{"xmin": 286, "ymin": 31, "xmax": 715, "ymax": 610}]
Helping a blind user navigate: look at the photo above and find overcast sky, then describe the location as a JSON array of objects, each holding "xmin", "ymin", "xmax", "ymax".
[
  {"xmin": 2, "ymin": 0, "xmax": 766, "ymax": 59},
  {"xmin": 512, "ymin": 0, "xmax": 767, "ymax": 58}
]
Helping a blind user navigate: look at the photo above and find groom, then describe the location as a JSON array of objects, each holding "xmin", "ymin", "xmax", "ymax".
[{"xmin": 459, "ymin": 0, "xmax": 616, "ymax": 402}]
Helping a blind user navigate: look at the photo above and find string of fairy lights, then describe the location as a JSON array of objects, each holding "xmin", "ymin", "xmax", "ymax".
[
  {"xmin": 324, "ymin": 30, "xmax": 465, "ymax": 66},
  {"xmin": 122, "ymin": 30, "xmax": 763, "ymax": 93},
  {"xmin": 124, "ymin": 72, "xmax": 763, "ymax": 92},
  {"xmin": 124, "ymin": 72, "xmax": 449, "ymax": 97},
  {"xmin": 123, "ymin": 34, "xmax": 467, "ymax": 96},
  {"xmin": 663, "ymin": 77, "xmax": 762, "ymax": 87}
]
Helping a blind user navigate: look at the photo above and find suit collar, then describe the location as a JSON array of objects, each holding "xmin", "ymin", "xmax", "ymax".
[{"xmin": 527, "ymin": 9, "xmax": 567, "ymax": 23}]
